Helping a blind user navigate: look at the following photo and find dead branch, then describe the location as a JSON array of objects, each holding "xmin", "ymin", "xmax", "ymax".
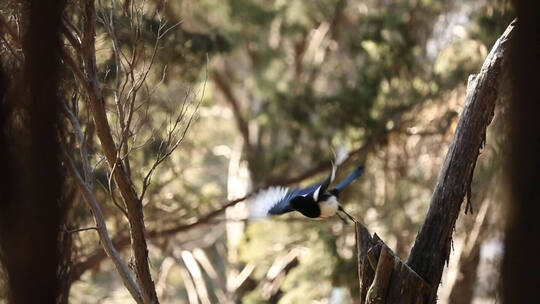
[
  {"xmin": 140, "ymin": 64, "xmax": 206, "ymax": 201},
  {"xmin": 447, "ymin": 198, "xmax": 491, "ymax": 303},
  {"xmin": 406, "ymin": 20, "xmax": 516, "ymax": 300},
  {"xmin": 354, "ymin": 20, "xmax": 515, "ymax": 304},
  {"xmin": 356, "ymin": 223, "xmax": 430, "ymax": 304}
]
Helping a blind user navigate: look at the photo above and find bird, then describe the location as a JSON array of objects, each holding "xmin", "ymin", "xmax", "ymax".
[{"xmin": 248, "ymin": 147, "xmax": 363, "ymax": 223}]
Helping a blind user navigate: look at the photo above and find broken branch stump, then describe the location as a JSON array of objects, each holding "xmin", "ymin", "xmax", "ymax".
[{"xmin": 356, "ymin": 222, "xmax": 430, "ymax": 304}]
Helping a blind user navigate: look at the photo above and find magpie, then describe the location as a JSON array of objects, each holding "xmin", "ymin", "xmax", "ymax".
[{"xmin": 248, "ymin": 148, "xmax": 363, "ymax": 223}]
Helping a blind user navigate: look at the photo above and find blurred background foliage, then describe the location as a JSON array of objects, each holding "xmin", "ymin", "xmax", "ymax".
[{"xmin": 0, "ymin": 0, "xmax": 514, "ymax": 303}]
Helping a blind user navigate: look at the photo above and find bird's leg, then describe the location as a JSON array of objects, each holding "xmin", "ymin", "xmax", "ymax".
[
  {"xmin": 336, "ymin": 212, "xmax": 349, "ymax": 224},
  {"xmin": 338, "ymin": 205, "xmax": 357, "ymax": 223}
]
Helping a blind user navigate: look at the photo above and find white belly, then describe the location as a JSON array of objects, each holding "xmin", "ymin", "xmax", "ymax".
[{"xmin": 318, "ymin": 196, "xmax": 339, "ymax": 218}]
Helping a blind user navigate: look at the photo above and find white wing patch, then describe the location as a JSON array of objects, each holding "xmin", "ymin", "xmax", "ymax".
[
  {"xmin": 329, "ymin": 145, "xmax": 349, "ymax": 184},
  {"xmin": 313, "ymin": 185, "xmax": 321, "ymax": 201},
  {"xmin": 248, "ymin": 186, "xmax": 289, "ymax": 220},
  {"xmin": 334, "ymin": 145, "xmax": 349, "ymax": 167}
]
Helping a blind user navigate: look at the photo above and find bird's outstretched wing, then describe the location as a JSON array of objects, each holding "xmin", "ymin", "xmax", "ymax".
[
  {"xmin": 313, "ymin": 146, "xmax": 349, "ymax": 200},
  {"xmin": 248, "ymin": 185, "xmax": 319, "ymax": 219},
  {"xmin": 249, "ymin": 146, "xmax": 348, "ymax": 219}
]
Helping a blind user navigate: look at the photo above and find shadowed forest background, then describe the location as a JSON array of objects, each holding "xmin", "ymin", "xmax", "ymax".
[{"xmin": 0, "ymin": 0, "xmax": 537, "ymax": 303}]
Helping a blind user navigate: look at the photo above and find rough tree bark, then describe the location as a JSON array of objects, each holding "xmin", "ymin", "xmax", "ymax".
[
  {"xmin": 406, "ymin": 20, "xmax": 515, "ymax": 300},
  {"xmin": 356, "ymin": 20, "xmax": 516, "ymax": 304},
  {"xmin": 356, "ymin": 224, "xmax": 430, "ymax": 304}
]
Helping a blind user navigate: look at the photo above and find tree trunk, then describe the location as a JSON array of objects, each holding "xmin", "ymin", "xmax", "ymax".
[
  {"xmin": 0, "ymin": 1, "xmax": 68, "ymax": 303},
  {"xmin": 448, "ymin": 245, "xmax": 481, "ymax": 304},
  {"xmin": 502, "ymin": 1, "xmax": 540, "ymax": 303},
  {"xmin": 355, "ymin": 20, "xmax": 516, "ymax": 304}
]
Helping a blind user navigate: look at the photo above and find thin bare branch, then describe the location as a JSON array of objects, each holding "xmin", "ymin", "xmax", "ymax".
[
  {"xmin": 139, "ymin": 57, "xmax": 207, "ymax": 201},
  {"xmin": 0, "ymin": 16, "xmax": 23, "ymax": 62},
  {"xmin": 67, "ymin": 226, "xmax": 99, "ymax": 233},
  {"xmin": 63, "ymin": 102, "xmax": 92, "ymax": 184},
  {"xmin": 79, "ymin": 1, "xmax": 159, "ymax": 301},
  {"xmin": 63, "ymin": 152, "xmax": 143, "ymax": 304},
  {"xmin": 0, "ymin": 15, "xmax": 20, "ymax": 42},
  {"xmin": 0, "ymin": 35, "xmax": 23, "ymax": 63},
  {"xmin": 60, "ymin": 22, "xmax": 82, "ymax": 54}
]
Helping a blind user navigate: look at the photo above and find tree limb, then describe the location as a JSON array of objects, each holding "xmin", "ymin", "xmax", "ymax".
[
  {"xmin": 212, "ymin": 70, "xmax": 253, "ymax": 154},
  {"xmin": 265, "ymin": 105, "xmax": 408, "ymax": 185},
  {"xmin": 63, "ymin": 153, "xmax": 143, "ymax": 304},
  {"xmin": 79, "ymin": 1, "xmax": 158, "ymax": 302},
  {"xmin": 406, "ymin": 20, "xmax": 516, "ymax": 299}
]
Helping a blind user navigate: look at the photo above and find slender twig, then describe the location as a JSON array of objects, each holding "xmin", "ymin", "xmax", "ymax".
[
  {"xmin": 0, "ymin": 15, "xmax": 20, "ymax": 42},
  {"xmin": 0, "ymin": 16, "xmax": 23, "ymax": 62},
  {"xmin": 60, "ymin": 22, "xmax": 82, "ymax": 54},
  {"xmin": 62, "ymin": 14, "xmax": 82, "ymax": 42},
  {"xmin": 107, "ymin": 160, "xmax": 128, "ymax": 216},
  {"xmin": 63, "ymin": 102, "xmax": 92, "ymax": 184},
  {"xmin": 139, "ymin": 57, "xmax": 207, "ymax": 201},
  {"xmin": 67, "ymin": 226, "xmax": 99, "ymax": 233},
  {"xmin": 63, "ymin": 152, "xmax": 143, "ymax": 304},
  {"xmin": 78, "ymin": 1, "xmax": 159, "ymax": 301},
  {"xmin": 0, "ymin": 35, "xmax": 23, "ymax": 63}
]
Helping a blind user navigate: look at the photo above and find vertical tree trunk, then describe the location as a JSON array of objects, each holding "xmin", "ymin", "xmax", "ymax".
[
  {"xmin": 502, "ymin": 1, "xmax": 540, "ymax": 303},
  {"xmin": 448, "ymin": 246, "xmax": 481, "ymax": 304},
  {"xmin": 0, "ymin": 0, "xmax": 68, "ymax": 303}
]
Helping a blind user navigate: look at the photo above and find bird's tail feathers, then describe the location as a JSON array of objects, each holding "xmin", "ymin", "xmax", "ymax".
[{"xmin": 334, "ymin": 164, "xmax": 364, "ymax": 192}]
